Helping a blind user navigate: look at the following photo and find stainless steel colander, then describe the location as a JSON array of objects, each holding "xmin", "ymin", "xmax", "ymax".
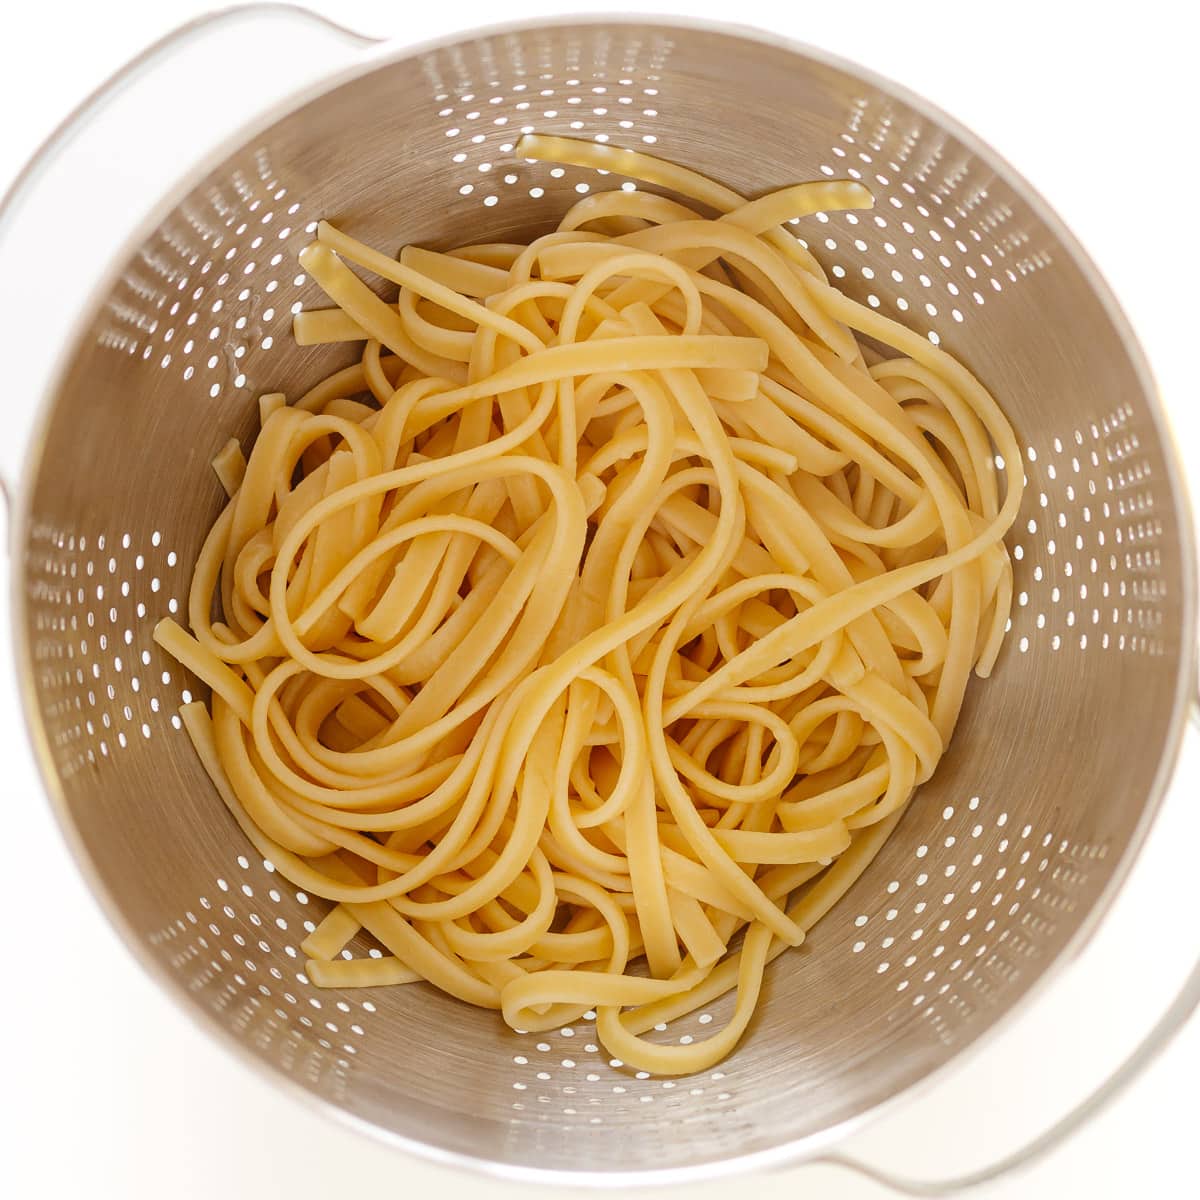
[{"xmin": 5, "ymin": 6, "xmax": 1198, "ymax": 1190}]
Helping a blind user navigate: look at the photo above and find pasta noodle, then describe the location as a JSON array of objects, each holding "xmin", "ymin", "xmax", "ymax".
[{"xmin": 155, "ymin": 136, "xmax": 1022, "ymax": 1075}]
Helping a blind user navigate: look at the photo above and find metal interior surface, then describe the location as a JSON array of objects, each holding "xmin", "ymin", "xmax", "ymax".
[{"xmin": 16, "ymin": 20, "xmax": 1197, "ymax": 1180}]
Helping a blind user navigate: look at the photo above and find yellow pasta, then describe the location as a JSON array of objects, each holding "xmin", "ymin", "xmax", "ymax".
[{"xmin": 158, "ymin": 138, "xmax": 1022, "ymax": 1075}]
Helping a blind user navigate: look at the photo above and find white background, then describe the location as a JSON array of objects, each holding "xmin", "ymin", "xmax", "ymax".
[{"xmin": 1, "ymin": 2, "xmax": 1197, "ymax": 1198}]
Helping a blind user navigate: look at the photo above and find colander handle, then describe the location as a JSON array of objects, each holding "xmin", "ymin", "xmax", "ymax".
[
  {"xmin": 0, "ymin": 3, "xmax": 381, "ymax": 513},
  {"xmin": 0, "ymin": 3, "xmax": 379, "ymax": 234},
  {"xmin": 822, "ymin": 691, "xmax": 1200, "ymax": 1197}
]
